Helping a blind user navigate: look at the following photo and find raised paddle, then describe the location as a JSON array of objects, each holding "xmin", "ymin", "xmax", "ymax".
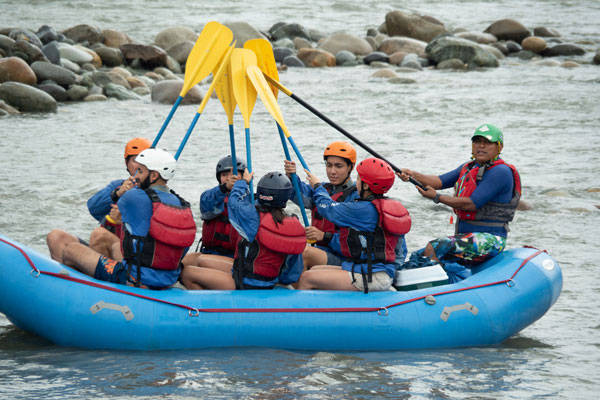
[
  {"xmin": 261, "ymin": 74, "xmax": 425, "ymax": 189},
  {"xmin": 213, "ymin": 43, "xmax": 239, "ymax": 175},
  {"xmin": 231, "ymin": 48, "xmax": 258, "ymax": 203},
  {"xmin": 152, "ymin": 21, "xmax": 233, "ymax": 148},
  {"xmin": 174, "ymin": 42, "xmax": 236, "ymax": 160},
  {"xmin": 244, "ymin": 39, "xmax": 310, "ymax": 227}
]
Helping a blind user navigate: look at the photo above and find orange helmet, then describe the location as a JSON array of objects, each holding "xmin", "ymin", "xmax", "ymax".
[
  {"xmin": 323, "ymin": 141, "xmax": 357, "ymax": 165},
  {"xmin": 124, "ymin": 137, "xmax": 151, "ymax": 160}
]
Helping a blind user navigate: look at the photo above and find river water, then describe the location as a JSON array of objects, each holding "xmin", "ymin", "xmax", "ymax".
[{"xmin": 1, "ymin": 0, "xmax": 599, "ymax": 398}]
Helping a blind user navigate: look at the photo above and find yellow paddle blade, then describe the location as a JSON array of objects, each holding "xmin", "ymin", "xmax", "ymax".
[
  {"xmin": 214, "ymin": 45, "xmax": 237, "ymax": 125},
  {"xmin": 263, "ymin": 73, "xmax": 293, "ymax": 97},
  {"xmin": 246, "ymin": 65, "xmax": 291, "ymax": 138},
  {"xmin": 244, "ymin": 38, "xmax": 279, "ymax": 98},
  {"xmin": 180, "ymin": 21, "xmax": 233, "ymax": 96},
  {"xmin": 195, "ymin": 42, "xmax": 236, "ymax": 115},
  {"xmin": 231, "ymin": 48, "xmax": 258, "ymax": 129}
]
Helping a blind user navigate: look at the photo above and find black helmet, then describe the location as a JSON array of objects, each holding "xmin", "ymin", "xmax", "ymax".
[
  {"xmin": 257, "ymin": 172, "xmax": 293, "ymax": 208},
  {"xmin": 215, "ymin": 155, "xmax": 247, "ymax": 182}
]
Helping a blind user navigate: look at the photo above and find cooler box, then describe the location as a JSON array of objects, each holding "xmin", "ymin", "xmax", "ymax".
[{"xmin": 394, "ymin": 264, "xmax": 449, "ymax": 291}]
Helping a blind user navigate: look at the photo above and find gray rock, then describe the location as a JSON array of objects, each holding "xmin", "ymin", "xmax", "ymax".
[
  {"xmin": 385, "ymin": 11, "xmax": 446, "ymax": 43},
  {"xmin": 106, "ymin": 71, "xmax": 131, "ymax": 89},
  {"xmin": 369, "ymin": 61, "xmax": 390, "ymax": 68},
  {"xmin": 167, "ymin": 40, "xmax": 194, "ymax": 64},
  {"xmin": 0, "ymin": 81, "xmax": 57, "ymax": 112},
  {"xmin": 66, "ymin": 84, "xmax": 89, "ymax": 101},
  {"xmin": 104, "ymin": 83, "xmax": 141, "ymax": 100},
  {"xmin": 532, "ymin": 59, "xmax": 561, "ymax": 67},
  {"xmin": 102, "ymin": 29, "xmax": 132, "ymax": 48},
  {"xmin": 62, "ymin": 24, "xmax": 103, "ymax": 44},
  {"xmin": 364, "ymin": 51, "xmax": 390, "ymax": 65},
  {"xmin": 594, "ymin": 48, "xmax": 600, "ymax": 65},
  {"xmin": 484, "ymin": 19, "xmax": 530, "ymax": 43},
  {"xmin": 366, "ymin": 28, "xmax": 379, "ymax": 37},
  {"xmin": 11, "ymin": 39, "xmax": 49, "ymax": 64},
  {"xmin": 165, "ymin": 55, "xmax": 182, "ymax": 74},
  {"xmin": 81, "ymin": 63, "xmax": 96, "ymax": 72},
  {"xmin": 273, "ymin": 47, "xmax": 295, "ymax": 62},
  {"xmin": 293, "ymin": 37, "xmax": 312, "ymax": 50},
  {"xmin": 9, "ymin": 28, "xmax": 43, "ymax": 48},
  {"xmin": 88, "ymin": 84, "xmax": 103, "ymax": 95},
  {"xmin": 120, "ymin": 44, "xmax": 167, "ymax": 69},
  {"xmin": 0, "ymin": 99, "xmax": 20, "ymax": 114},
  {"xmin": 378, "ymin": 37, "xmax": 427, "ymax": 57},
  {"xmin": 273, "ymin": 38, "xmax": 295, "ymax": 50},
  {"xmin": 153, "ymin": 67, "xmax": 179, "ymax": 80},
  {"xmin": 223, "ymin": 21, "xmax": 266, "ymax": 45},
  {"xmin": 282, "ymin": 55, "xmax": 305, "ymax": 67},
  {"xmin": 36, "ymin": 83, "xmax": 68, "ymax": 101},
  {"xmin": 151, "ymin": 79, "xmax": 202, "ymax": 104},
  {"xmin": 56, "ymin": 42, "xmax": 93, "ymax": 64},
  {"xmin": 59, "ymin": 58, "xmax": 81, "ymax": 73},
  {"xmin": 388, "ymin": 77, "xmax": 417, "ymax": 84},
  {"xmin": 426, "ymin": 36, "xmax": 499, "ymax": 68},
  {"xmin": 533, "ymin": 27, "xmax": 561, "ymax": 37},
  {"xmin": 491, "ymin": 42, "xmax": 509, "ymax": 55},
  {"xmin": 269, "ymin": 23, "xmax": 311, "ymax": 41},
  {"xmin": 41, "ymin": 41, "xmax": 61, "ymax": 64},
  {"xmin": 307, "ymin": 28, "xmax": 326, "ymax": 43},
  {"xmin": 335, "ymin": 50, "xmax": 356, "ymax": 65},
  {"xmin": 36, "ymin": 25, "xmax": 59, "ymax": 45},
  {"xmin": 31, "ymin": 61, "xmax": 77, "ymax": 87},
  {"xmin": 371, "ymin": 68, "xmax": 397, "ymax": 79},
  {"xmin": 505, "ymin": 41, "xmax": 521, "ymax": 53},
  {"xmin": 511, "ymin": 50, "xmax": 538, "ymax": 60},
  {"xmin": 455, "ymin": 31, "xmax": 498, "ymax": 44},
  {"xmin": 132, "ymin": 86, "xmax": 151, "ymax": 96},
  {"xmin": 436, "ymin": 58, "xmax": 466, "ymax": 70},
  {"xmin": 80, "ymin": 71, "xmax": 112, "ymax": 88},
  {"xmin": 395, "ymin": 67, "xmax": 420, "ymax": 73},
  {"xmin": 154, "ymin": 26, "xmax": 196, "ymax": 51},
  {"xmin": 319, "ymin": 32, "xmax": 373, "ymax": 56},
  {"xmin": 94, "ymin": 45, "xmax": 123, "ymax": 67},
  {"xmin": 340, "ymin": 59, "xmax": 360, "ymax": 67},
  {"xmin": 0, "ymin": 34, "xmax": 15, "ymax": 53},
  {"xmin": 84, "ymin": 94, "xmax": 108, "ymax": 101},
  {"xmin": 541, "ymin": 43, "xmax": 585, "ymax": 57},
  {"xmin": 0, "ymin": 108, "xmax": 7, "ymax": 117},
  {"xmin": 364, "ymin": 36, "xmax": 377, "ymax": 52},
  {"xmin": 480, "ymin": 44, "xmax": 505, "ymax": 60},
  {"xmin": 400, "ymin": 53, "xmax": 422, "ymax": 70}
]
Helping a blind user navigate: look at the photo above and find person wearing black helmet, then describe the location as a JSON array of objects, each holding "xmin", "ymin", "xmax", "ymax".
[{"xmin": 181, "ymin": 169, "xmax": 306, "ymax": 290}]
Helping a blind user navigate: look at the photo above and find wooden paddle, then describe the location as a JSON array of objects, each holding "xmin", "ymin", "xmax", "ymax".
[
  {"xmin": 231, "ymin": 48, "xmax": 258, "ymax": 203},
  {"xmin": 152, "ymin": 21, "xmax": 233, "ymax": 148}
]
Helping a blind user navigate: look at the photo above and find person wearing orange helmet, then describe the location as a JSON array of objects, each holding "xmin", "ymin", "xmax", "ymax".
[
  {"xmin": 296, "ymin": 157, "xmax": 411, "ymax": 293},
  {"xmin": 85, "ymin": 137, "xmax": 151, "ymax": 256},
  {"xmin": 284, "ymin": 141, "xmax": 360, "ymax": 270}
]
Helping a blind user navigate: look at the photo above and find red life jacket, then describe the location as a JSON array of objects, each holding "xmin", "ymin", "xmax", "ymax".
[
  {"xmin": 200, "ymin": 196, "xmax": 239, "ymax": 253},
  {"xmin": 233, "ymin": 211, "xmax": 306, "ymax": 289},
  {"xmin": 339, "ymin": 198, "xmax": 411, "ymax": 263},
  {"xmin": 311, "ymin": 183, "xmax": 356, "ymax": 246},
  {"xmin": 121, "ymin": 189, "xmax": 197, "ymax": 271},
  {"xmin": 453, "ymin": 159, "xmax": 521, "ymax": 227}
]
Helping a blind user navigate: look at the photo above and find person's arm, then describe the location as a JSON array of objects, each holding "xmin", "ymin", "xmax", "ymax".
[
  {"xmin": 227, "ymin": 177, "xmax": 260, "ymax": 242},
  {"xmin": 87, "ymin": 179, "xmax": 123, "ymax": 222},
  {"xmin": 397, "ymin": 169, "xmax": 442, "ymax": 189},
  {"xmin": 312, "ymin": 185, "xmax": 378, "ymax": 231},
  {"xmin": 199, "ymin": 185, "xmax": 227, "ymax": 219},
  {"xmin": 118, "ymin": 188, "xmax": 152, "ymax": 236}
]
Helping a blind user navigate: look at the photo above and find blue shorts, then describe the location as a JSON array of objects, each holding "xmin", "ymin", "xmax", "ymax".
[{"xmin": 94, "ymin": 255, "xmax": 130, "ymax": 284}]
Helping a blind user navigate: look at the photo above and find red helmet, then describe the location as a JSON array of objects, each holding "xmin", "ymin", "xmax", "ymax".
[
  {"xmin": 356, "ymin": 157, "xmax": 395, "ymax": 194},
  {"xmin": 124, "ymin": 137, "xmax": 151, "ymax": 160}
]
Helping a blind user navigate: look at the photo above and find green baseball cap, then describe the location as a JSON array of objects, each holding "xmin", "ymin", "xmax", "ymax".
[{"xmin": 472, "ymin": 124, "xmax": 503, "ymax": 145}]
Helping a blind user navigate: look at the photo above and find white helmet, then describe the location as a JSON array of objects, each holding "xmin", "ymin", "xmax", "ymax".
[{"xmin": 135, "ymin": 148, "xmax": 176, "ymax": 181}]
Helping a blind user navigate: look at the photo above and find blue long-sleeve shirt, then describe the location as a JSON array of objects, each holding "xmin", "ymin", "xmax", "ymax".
[
  {"xmin": 311, "ymin": 184, "xmax": 407, "ymax": 278},
  {"xmin": 227, "ymin": 180, "xmax": 303, "ymax": 286},
  {"xmin": 199, "ymin": 184, "xmax": 227, "ymax": 220},
  {"xmin": 87, "ymin": 179, "xmax": 123, "ymax": 222}
]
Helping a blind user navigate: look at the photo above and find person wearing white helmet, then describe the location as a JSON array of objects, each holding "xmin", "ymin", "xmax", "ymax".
[{"xmin": 47, "ymin": 148, "xmax": 197, "ymax": 289}]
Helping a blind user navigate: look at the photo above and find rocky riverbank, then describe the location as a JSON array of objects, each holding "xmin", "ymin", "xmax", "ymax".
[{"xmin": 0, "ymin": 11, "xmax": 598, "ymax": 116}]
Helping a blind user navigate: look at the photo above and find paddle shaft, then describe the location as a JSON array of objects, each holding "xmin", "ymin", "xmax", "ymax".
[
  {"xmin": 276, "ymin": 123, "xmax": 310, "ymax": 226},
  {"xmin": 245, "ymin": 127, "xmax": 254, "ymax": 203},
  {"xmin": 229, "ymin": 124, "xmax": 238, "ymax": 175}
]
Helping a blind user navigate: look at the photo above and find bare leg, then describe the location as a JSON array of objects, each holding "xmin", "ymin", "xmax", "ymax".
[
  {"xmin": 89, "ymin": 227, "xmax": 120, "ymax": 258},
  {"xmin": 302, "ymin": 245, "xmax": 328, "ymax": 270},
  {"xmin": 182, "ymin": 253, "xmax": 233, "ymax": 273},
  {"xmin": 423, "ymin": 242, "xmax": 440, "ymax": 262},
  {"xmin": 181, "ymin": 266, "xmax": 235, "ymax": 290},
  {"xmin": 61, "ymin": 242, "xmax": 104, "ymax": 277},
  {"xmin": 47, "ymin": 229, "xmax": 79, "ymax": 263},
  {"xmin": 297, "ymin": 265, "xmax": 359, "ymax": 291}
]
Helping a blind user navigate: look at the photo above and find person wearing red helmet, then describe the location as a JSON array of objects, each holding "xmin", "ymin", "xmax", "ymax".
[
  {"xmin": 86, "ymin": 137, "xmax": 151, "ymax": 256},
  {"xmin": 398, "ymin": 124, "xmax": 521, "ymax": 272},
  {"xmin": 297, "ymin": 157, "xmax": 411, "ymax": 293},
  {"xmin": 284, "ymin": 141, "xmax": 359, "ymax": 270}
]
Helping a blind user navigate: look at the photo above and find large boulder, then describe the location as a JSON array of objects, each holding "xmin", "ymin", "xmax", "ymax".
[
  {"xmin": 154, "ymin": 26, "xmax": 197, "ymax": 51},
  {"xmin": 385, "ymin": 11, "xmax": 446, "ymax": 43},
  {"xmin": 269, "ymin": 22, "xmax": 311, "ymax": 41},
  {"xmin": 151, "ymin": 79, "xmax": 202, "ymax": 104},
  {"xmin": 94, "ymin": 44, "xmax": 124, "ymax": 67},
  {"xmin": 0, "ymin": 57, "xmax": 37, "ymax": 85},
  {"xmin": 167, "ymin": 40, "xmax": 195, "ymax": 64},
  {"xmin": 318, "ymin": 32, "xmax": 373, "ymax": 56},
  {"xmin": 120, "ymin": 44, "xmax": 167, "ymax": 69},
  {"xmin": 484, "ymin": 19, "xmax": 530, "ymax": 43},
  {"xmin": 0, "ymin": 81, "xmax": 57, "ymax": 112},
  {"xmin": 296, "ymin": 48, "xmax": 336, "ymax": 67},
  {"xmin": 224, "ymin": 22, "xmax": 266, "ymax": 46},
  {"xmin": 30, "ymin": 61, "xmax": 78, "ymax": 87},
  {"xmin": 62, "ymin": 24, "xmax": 103, "ymax": 44},
  {"xmin": 378, "ymin": 36, "xmax": 427, "ymax": 57},
  {"xmin": 102, "ymin": 29, "xmax": 133, "ymax": 48},
  {"xmin": 426, "ymin": 36, "xmax": 499, "ymax": 68},
  {"xmin": 10, "ymin": 39, "xmax": 48, "ymax": 64}
]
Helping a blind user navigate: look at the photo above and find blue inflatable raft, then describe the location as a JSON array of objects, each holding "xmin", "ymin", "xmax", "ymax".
[{"xmin": 0, "ymin": 233, "xmax": 562, "ymax": 351}]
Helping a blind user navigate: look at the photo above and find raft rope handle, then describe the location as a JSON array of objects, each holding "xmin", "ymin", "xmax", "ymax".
[{"xmin": 0, "ymin": 238, "xmax": 546, "ymax": 315}]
